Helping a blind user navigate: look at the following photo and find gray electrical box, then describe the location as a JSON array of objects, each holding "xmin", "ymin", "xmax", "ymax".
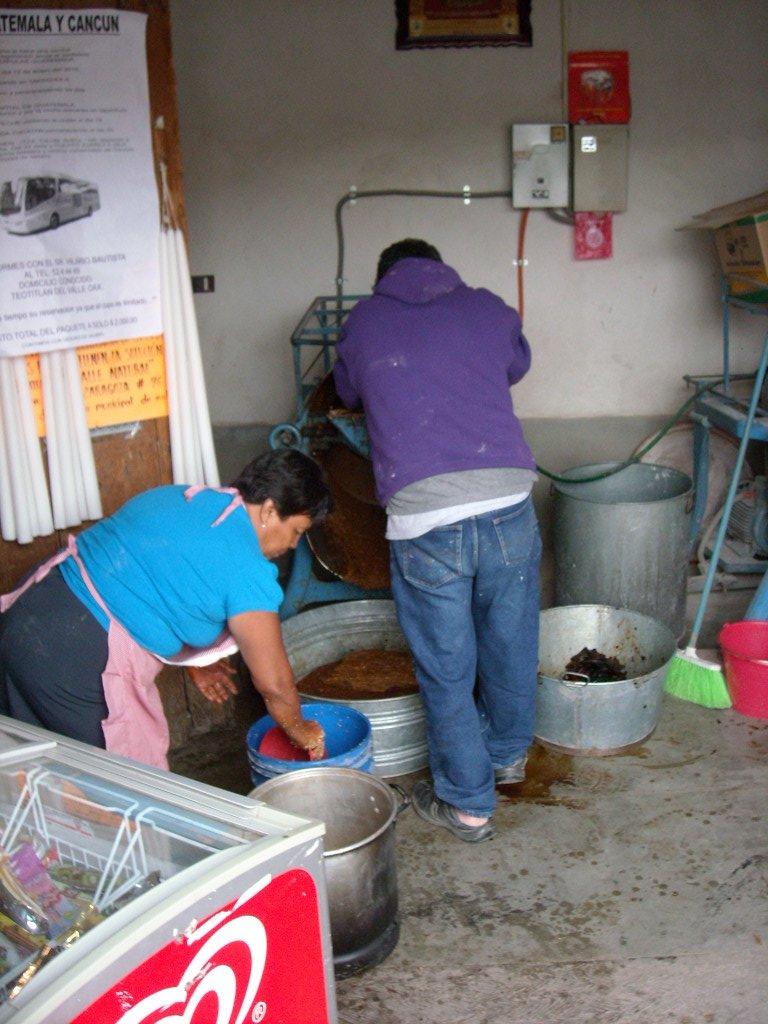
[
  {"xmin": 511, "ymin": 124, "xmax": 570, "ymax": 208},
  {"xmin": 571, "ymin": 124, "xmax": 629, "ymax": 212}
]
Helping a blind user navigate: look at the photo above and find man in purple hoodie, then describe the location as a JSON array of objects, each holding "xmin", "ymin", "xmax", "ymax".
[{"xmin": 333, "ymin": 239, "xmax": 540, "ymax": 842}]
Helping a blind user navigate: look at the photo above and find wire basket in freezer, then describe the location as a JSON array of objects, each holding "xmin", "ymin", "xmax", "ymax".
[{"xmin": 0, "ymin": 761, "xmax": 251, "ymax": 1004}]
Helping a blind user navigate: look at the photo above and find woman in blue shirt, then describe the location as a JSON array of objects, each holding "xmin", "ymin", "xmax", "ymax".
[{"xmin": 0, "ymin": 449, "xmax": 331, "ymax": 766}]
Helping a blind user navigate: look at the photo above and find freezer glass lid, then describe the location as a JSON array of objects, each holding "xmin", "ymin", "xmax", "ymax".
[
  {"xmin": 0, "ymin": 757, "xmax": 253, "ymax": 886},
  {"xmin": 0, "ymin": 757, "xmax": 256, "ymax": 1003}
]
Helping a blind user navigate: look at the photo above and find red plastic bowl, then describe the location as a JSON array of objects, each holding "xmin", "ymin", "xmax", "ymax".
[{"xmin": 258, "ymin": 726, "xmax": 311, "ymax": 762}]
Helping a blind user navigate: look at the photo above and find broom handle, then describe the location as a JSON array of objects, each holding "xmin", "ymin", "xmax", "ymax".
[{"xmin": 689, "ymin": 329, "xmax": 768, "ymax": 647}]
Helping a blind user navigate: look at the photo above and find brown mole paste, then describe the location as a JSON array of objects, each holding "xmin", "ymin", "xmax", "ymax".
[
  {"xmin": 308, "ymin": 444, "xmax": 390, "ymax": 590},
  {"xmin": 564, "ymin": 647, "xmax": 627, "ymax": 682},
  {"xmin": 299, "ymin": 649, "xmax": 418, "ymax": 700}
]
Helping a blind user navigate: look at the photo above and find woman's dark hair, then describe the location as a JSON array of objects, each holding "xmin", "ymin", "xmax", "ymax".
[
  {"xmin": 231, "ymin": 449, "xmax": 332, "ymax": 522},
  {"xmin": 376, "ymin": 238, "xmax": 442, "ymax": 283}
]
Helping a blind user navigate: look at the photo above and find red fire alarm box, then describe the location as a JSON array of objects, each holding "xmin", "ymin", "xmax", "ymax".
[{"xmin": 568, "ymin": 51, "xmax": 630, "ymax": 124}]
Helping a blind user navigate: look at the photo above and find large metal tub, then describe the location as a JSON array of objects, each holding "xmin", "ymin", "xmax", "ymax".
[
  {"xmin": 553, "ymin": 462, "xmax": 693, "ymax": 639},
  {"xmin": 536, "ymin": 605, "xmax": 677, "ymax": 754},
  {"xmin": 253, "ymin": 767, "xmax": 404, "ymax": 977},
  {"xmin": 282, "ymin": 600, "xmax": 428, "ymax": 777}
]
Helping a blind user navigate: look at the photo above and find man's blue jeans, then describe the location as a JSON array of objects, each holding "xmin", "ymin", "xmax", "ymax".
[{"xmin": 389, "ymin": 496, "xmax": 541, "ymax": 817}]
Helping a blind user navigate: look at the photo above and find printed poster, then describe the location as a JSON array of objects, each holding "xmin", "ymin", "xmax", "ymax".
[{"xmin": 0, "ymin": 8, "xmax": 161, "ymax": 357}]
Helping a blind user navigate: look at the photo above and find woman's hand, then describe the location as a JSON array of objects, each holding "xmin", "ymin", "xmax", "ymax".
[
  {"xmin": 228, "ymin": 610, "xmax": 325, "ymax": 758},
  {"xmin": 187, "ymin": 660, "xmax": 239, "ymax": 704},
  {"xmin": 286, "ymin": 718, "xmax": 326, "ymax": 760}
]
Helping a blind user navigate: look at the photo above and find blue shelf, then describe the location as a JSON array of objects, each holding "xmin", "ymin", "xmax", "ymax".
[
  {"xmin": 691, "ymin": 389, "xmax": 768, "ymax": 441},
  {"xmin": 685, "ymin": 279, "xmax": 768, "ymax": 565}
]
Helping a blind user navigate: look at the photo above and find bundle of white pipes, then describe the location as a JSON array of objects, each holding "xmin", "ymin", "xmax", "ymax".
[
  {"xmin": 0, "ymin": 356, "xmax": 54, "ymax": 543},
  {"xmin": 40, "ymin": 348, "xmax": 103, "ymax": 529},
  {"xmin": 158, "ymin": 160, "xmax": 219, "ymax": 487},
  {"xmin": 0, "ymin": 348, "xmax": 102, "ymax": 543}
]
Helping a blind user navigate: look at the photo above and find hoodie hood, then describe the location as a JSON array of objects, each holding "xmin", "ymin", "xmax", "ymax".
[{"xmin": 374, "ymin": 257, "xmax": 463, "ymax": 305}]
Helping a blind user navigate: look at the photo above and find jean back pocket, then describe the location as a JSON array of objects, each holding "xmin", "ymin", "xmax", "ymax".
[
  {"xmin": 492, "ymin": 499, "xmax": 540, "ymax": 567},
  {"xmin": 393, "ymin": 524, "xmax": 463, "ymax": 588}
]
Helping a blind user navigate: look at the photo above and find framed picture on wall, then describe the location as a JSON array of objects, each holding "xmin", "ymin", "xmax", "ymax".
[{"xmin": 395, "ymin": 1, "xmax": 532, "ymax": 50}]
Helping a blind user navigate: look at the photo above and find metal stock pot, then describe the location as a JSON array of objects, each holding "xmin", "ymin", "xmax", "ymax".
[{"xmin": 253, "ymin": 766, "xmax": 407, "ymax": 977}]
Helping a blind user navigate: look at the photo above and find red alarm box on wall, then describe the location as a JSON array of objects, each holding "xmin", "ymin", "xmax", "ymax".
[{"xmin": 568, "ymin": 51, "xmax": 630, "ymax": 124}]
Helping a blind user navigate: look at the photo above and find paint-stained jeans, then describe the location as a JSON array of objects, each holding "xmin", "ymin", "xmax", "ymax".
[{"xmin": 389, "ymin": 496, "xmax": 541, "ymax": 817}]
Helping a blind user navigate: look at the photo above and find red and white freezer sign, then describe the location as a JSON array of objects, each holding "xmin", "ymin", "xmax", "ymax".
[{"xmin": 72, "ymin": 869, "xmax": 330, "ymax": 1024}]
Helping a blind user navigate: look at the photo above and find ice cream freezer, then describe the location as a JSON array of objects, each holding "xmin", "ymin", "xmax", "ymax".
[{"xmin": 0, "ymin": 716, "xmax": 337, "ymax": 1024}]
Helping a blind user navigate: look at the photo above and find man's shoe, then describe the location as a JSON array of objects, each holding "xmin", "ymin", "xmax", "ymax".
[
  {"xmin": 494, "ymin": 755, "xmax": 527, "ymax": 784},
  {"xmin": 411, "ymin": 779, "xmax": 495, "ymax": 843}
]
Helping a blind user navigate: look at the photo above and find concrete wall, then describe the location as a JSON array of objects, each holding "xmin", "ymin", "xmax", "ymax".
[{"xmin": 171, "ymin": 0, "xmax": 768, "ymax": 435}]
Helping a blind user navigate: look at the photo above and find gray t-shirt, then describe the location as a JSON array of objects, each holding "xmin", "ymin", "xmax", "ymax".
[{"xmin": 387, "ymin": 468, "xmax": 537, "ymax": 516}]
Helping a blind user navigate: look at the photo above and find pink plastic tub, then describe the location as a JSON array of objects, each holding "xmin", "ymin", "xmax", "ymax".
[{"xmin": 719, "ymin": 620, "xmax": 768, "ymax": 718}]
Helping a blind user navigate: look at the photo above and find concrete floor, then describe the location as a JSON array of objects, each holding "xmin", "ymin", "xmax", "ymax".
[{"xmin": 335, "ymin": 696, "xmax": 768, "ymax": 1024}]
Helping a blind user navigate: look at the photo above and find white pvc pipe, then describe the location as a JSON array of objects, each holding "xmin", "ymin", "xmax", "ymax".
[
  {"xmin": 62, "ymin": 351, "xmax": 88, "ymax": 521},
  {"xmin": 169, "ymin": 228, "xmax": 201, "ymax": 482},
  {"xmin": 159, "ymin": 229, "xmax": 185, "ymax": 483},
  {"xmin": 48, "ymin": 351, "xmax": 80, "ymax": 526},
  {"xmin": 0, "ymin": 359, "xmax": 32, "ymax": 543},
  {"xmin": 172, "ymin": 228, "xmax": 220, "ymax": 486},
  {"xmin": 62, "ymin": 354, "xmax": 87, "ymax": 522},
  {"xmin": 10, "ymin": 361, "xmax": 41, "ymax": 537},
  {"xmin": 12, "ymin": 356, "xmax": 53, "ymax": 537},
  {"xmin": 64, "ymin": 349, "xmax": 102, "ymax": 521},
  {"xmin": 0, "ymin": 380, "xmax": 17, "ymax": 541},
  {"xmin": 11, "ymin": 359, "xmax": 43, "ymax": 539},
  {"xmin": 7, "ymin": 361, "xmax": 39, "ymax": 537},
  {"xmin": 59, "ymin": 351, "xmax": 88, "ymax": 522},
  {"xmin": 161, "ymin": 228, "xmax": 198, "ymax": 483},
  {"xmin": 158, "ymin": 160, "xmax": 215, "ymax": 487},
  {"xmin": 40, "ymin": 353, "xmax": 67, "ymax": 529},
  {"xmin": 50, "ymin": 352, "xmax": 80, "ymax": 524},
  {"xmin": 169, "ymin": 231, "xmax": 203, "ymax": 484}
]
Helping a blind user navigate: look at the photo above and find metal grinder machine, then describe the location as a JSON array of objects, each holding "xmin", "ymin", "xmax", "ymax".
[{"xmin": 270, "ymin": 296, "xmax": 389, "ymax": 619}]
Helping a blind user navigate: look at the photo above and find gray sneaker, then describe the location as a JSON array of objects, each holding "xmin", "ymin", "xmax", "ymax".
[
  {"xmin": 411, "ymin": 779, "xmax": 495, "ymax": 843},
  {"xmin": 494, "ymin": 755, "xmax": 528, "ymax": 784}
]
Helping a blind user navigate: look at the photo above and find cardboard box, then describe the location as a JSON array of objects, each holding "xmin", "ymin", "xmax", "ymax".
[{"xmin": 681, "ymin": 191, "xmax": 768, "ymax": 299}]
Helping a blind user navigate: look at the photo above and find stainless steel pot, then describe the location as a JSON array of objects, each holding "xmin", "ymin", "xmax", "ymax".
[
  {"xmin": 252, "ymin": 767, "xmax": 407, "ymax": 977},
  {"xmin": 536, "ymin": 604, "xmax": 677, "ymax": 754}
]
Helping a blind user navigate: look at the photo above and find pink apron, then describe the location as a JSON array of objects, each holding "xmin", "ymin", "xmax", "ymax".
[{"xmin": 0, "ymin": 486, "xmax": 245, "ymax": 770}]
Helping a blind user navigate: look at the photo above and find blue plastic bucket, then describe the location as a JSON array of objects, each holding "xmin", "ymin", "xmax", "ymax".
[{"xmin": 246, "ymin": 702, "xmax": 374, "ymax": 786}]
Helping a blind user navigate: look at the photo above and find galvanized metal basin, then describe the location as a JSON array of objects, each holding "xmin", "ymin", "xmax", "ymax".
[
  {"xmin": 282, "ymin": 600, "xmax": 428, "ymax": 777},
  {"xmin": 536, "ymin": 604, "xmax": 677, "ymax": 754}
]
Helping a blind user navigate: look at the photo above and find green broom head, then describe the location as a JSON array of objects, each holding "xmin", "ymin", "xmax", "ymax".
[{"xmin": 664, "ymin": 647, "xmax": 732, "ymax": 709}]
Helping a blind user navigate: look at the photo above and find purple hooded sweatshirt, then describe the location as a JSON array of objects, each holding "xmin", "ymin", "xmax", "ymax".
[{"xmin": 333, "ymin": 257, "xmax": 536, "ymax": 507}]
